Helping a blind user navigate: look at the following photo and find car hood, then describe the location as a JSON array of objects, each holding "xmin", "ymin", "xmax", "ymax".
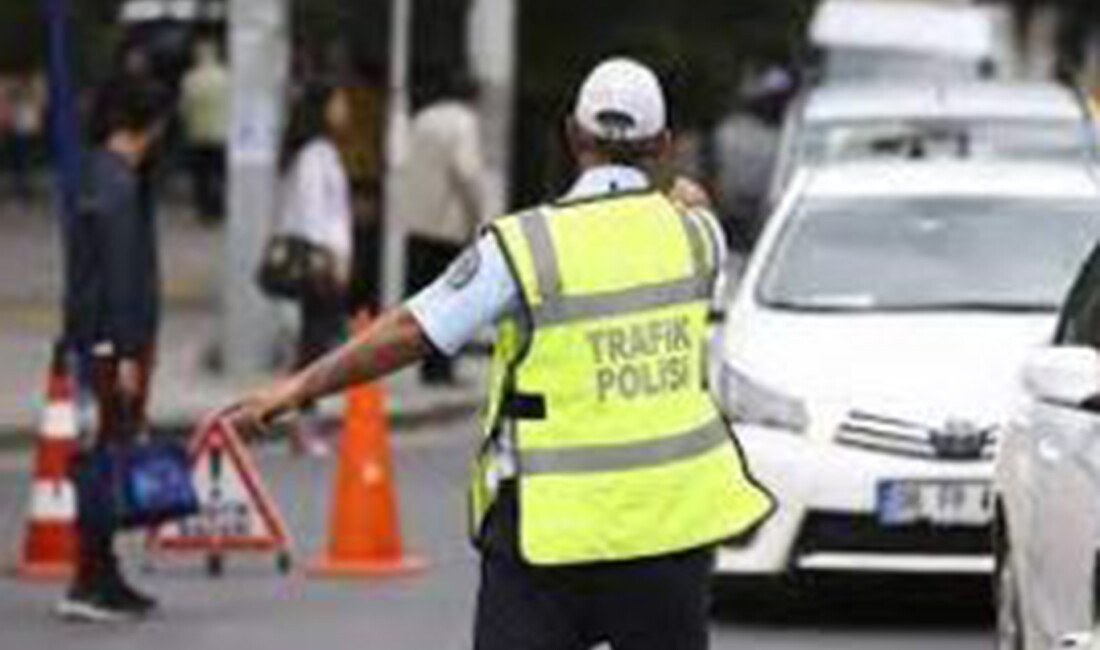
[{"xmin": 719, "ymin": 307, "xmax": 1058, "ymax": 432}]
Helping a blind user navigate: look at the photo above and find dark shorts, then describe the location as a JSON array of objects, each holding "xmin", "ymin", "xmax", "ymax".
[{"xmin": 474, "ymin": 486, "xmax": 714, "ymax": 650}]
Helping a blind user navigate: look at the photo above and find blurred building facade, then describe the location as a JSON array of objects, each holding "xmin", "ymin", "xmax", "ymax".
[{"xmin": 1, "ymin": 0, "xmax": 1098, "ymax": 373}]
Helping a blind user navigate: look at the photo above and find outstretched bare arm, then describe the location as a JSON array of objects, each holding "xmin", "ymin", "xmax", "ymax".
[{"xmin": 227, "ymin": 307, "xmax": 432, "ymax": 434}]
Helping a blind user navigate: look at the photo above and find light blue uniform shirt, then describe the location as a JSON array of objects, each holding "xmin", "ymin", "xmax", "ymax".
[{"xmin": 406, "ymin": 165, "xmax": 726, "ymax": 355}]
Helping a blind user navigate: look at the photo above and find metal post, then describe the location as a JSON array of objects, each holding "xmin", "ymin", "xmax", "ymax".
[
  {"xmin": 222, "ymin": 0, "xmax": 289, "ymax": 375},
  {"xmin": 42, "ymin": 0, "xmax": 82, "ymax": 358},
  {"xmin": 468, "ymin": 0, "xmax": 517, "ymax": 219},
  {"xmin": 42, "ymin": 0, "xmax": 81, "ymax": 229},
  {"xmin": 381, "ymin": 0, "xmax": 413, "ymax": 308}
]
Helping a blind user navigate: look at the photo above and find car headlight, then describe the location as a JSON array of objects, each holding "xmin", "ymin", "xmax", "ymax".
[{"xmin": 717, "ymin": 362, "xmax": 810, "ymax": 433}]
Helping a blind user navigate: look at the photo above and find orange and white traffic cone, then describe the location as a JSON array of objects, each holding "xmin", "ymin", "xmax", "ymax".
[
  {"xmin": 309, "ymin": 315, "xmax": 427, "ymax": 578},
  {"xmin": 14, "ymin": 345, "xmax": 80, "ymax": 580}
]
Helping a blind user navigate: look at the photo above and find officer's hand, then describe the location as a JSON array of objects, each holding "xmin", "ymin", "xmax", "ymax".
[
  {"xmin": 669, "ymin": 176, "xmax": 713, "ymax": 211},
  {"xmin": 223, "ymin": 377, "xmax": 305, "ymax": 438}
]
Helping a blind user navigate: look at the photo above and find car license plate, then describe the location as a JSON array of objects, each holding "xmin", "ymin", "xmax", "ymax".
[{"xmin": 876, "ymin": 480, "xmax": 992, "ymax": 526}]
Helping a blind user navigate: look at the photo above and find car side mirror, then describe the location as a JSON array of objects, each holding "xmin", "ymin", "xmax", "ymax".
[{"xmin": 1022, "ymin": 346, "xmax": 1100, "ymax": 411}]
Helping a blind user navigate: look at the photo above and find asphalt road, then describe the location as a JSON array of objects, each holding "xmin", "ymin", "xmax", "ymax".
[{"xmin": 0, "ymin": 418, "xmax": 992, "ymax": 650}]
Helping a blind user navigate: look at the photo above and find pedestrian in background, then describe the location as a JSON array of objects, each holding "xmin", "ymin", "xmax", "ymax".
[
  {"xmin": 87, "ymin": 46, "xmax": 164, "ymax": 145},
  {"xmin": 391, "ymin": 70, "xmax": 486, "ymax": 385},
  {"xmin": 338, "ymin": 65, "xmax": 389, "ymax": 315},
  {"xmin": 86, "ymin": 45, "xmax": 174, "ymax": 230},
  {"xmin": 277, "ymin": 82, "xmax": 355, "ymax": 456},
  {"xmin": 228, "ymin": 58, "xmax": 773, "ymax": 650},
  {"xmin": 5, "ymin": 74, "xmax": 44, "ymax": 204},
  {"xmin": 180, "ymin": 40, "xmax": 229, "ymax": 224},
  {"xmin": 713, "ymin": 67, "xmax": 790, "ymax": 251},
  {"xmin": 57, "ymin": 83, "xmax": 168, "ymax": 623}
]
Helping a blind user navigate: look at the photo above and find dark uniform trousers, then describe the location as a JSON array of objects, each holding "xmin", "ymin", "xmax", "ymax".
[{"xmin": 474, "ymin": 483, "xmax": 715, "ymax": 650}]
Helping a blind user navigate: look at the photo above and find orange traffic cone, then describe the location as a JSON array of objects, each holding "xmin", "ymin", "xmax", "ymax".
[
  {"xmin": 309, "ymin": 316, "xmax": 427, "ymax": 578},
  {"xmin": 14, "ymin": 345, "xmax": 79, "ymax": 580}
]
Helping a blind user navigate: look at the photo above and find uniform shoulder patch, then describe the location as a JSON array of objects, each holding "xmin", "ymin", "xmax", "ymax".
[{"xmin": 446, "ymin": 246, "xmax": 482, "ymax": 290}]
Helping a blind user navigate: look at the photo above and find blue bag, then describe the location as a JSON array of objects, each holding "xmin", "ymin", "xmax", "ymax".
[{"xmin": 73, "ymin": 440, "xmax": 199, "ymax": 531}]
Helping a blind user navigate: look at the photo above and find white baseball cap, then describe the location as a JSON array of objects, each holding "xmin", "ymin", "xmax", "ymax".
[{"xmin": 573, "ymin": 58, "xmax": 667, "ymax": 142}]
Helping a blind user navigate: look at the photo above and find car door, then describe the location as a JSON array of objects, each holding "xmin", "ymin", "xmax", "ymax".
[
  {"xmin": 1023, "ymin": 397, "xmax": 1100, "ymax": 648},
  {"xmin": 1055, "ymin": 242, "xmax": 1100, "ymax": 349},
  {"xmin": 1027, "ymin": 242, "xmax": 1100, "ymax": 647}
]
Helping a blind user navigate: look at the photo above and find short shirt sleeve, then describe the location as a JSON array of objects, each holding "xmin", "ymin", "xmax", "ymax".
[{"xmin": 406, "ymin": 233, "xmax": 521, "ymax": 356}]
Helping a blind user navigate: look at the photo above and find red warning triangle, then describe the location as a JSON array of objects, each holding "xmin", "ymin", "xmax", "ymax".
[{"xmin": 147, "ymin": 418, "xmax": 294, "ymax": 575}]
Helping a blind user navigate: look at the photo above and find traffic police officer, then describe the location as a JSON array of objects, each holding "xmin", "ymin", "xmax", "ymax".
[{"xmin": 230, "ymin": 57, "xmax": 774, "ymax": 650}]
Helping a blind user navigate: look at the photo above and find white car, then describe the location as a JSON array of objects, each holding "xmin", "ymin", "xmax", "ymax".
[
  {"xmin": 809, "ymin": 0, "xmax": 1006, "ymax": 83},
  {"xmin": 715, "ymin": 160, "xmax": 1100, "ymax": 584},
  {"xmin": 995, "ymin": 242, "xmax": 1100, "ymax": 650},
  {"xmin": 769, "ymin": 81, "xmax": 1098, "ymax": 206}
]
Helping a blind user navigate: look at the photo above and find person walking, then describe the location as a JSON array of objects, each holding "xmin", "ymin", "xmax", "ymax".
[
  {"xmin": 228, "ymin": 58, "xmax": 773, "ymax": 650},
  {"xmin": 180, "ymin": 40, "xmax": 229, "ymax": 224},
  {"xmin": 391, "ymin": 71, "xmax": 486, "ymax": 385},
  {"xmin": 56, "ymin": 83, "xmax": 168, "ymax": 623},
  {"xmin": 277, "ymin": 82, "xmax": 356, "ymax": 456}
]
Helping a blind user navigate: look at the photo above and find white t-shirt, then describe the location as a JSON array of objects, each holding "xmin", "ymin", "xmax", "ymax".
[
  {"xmin": 281, "ymin": 138, "xmax": 354, "ymax": 269},
  {"xmin": 390, "ymin": 101, "xmax": 486, "ymax": 243},
  {"xmin": 181, "ymin": 61, "xmax": 230, "ymax": 145}
]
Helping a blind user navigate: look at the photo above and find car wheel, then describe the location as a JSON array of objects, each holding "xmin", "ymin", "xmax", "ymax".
[{"xmin": 995, "ymin": 546, "xmax": 1025, "ymax": 650}]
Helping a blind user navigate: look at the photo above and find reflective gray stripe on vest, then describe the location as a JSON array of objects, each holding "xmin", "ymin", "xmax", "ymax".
[
  {"xmin": 517, "ymin": 208, "xmax": 713, "ymax": 327},
  {"xmin": 519, "ymin": 419, "xmax": 729, "ymax": 476},
  {"xmin": 678, "ymin": 211, "xmax": 710, "ymax": 278},
  {"xmin": 519, "ymin": 211, "xmax": 561, "ymax": 301},
  {"xmin": 536, "ymin": 275, "xmax": 712, "ymax": 326}
]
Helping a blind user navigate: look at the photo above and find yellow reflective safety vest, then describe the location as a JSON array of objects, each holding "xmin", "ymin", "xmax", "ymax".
[{"xmin": 471, "ymin": 190, "xmax": 774, "ymax": 566}]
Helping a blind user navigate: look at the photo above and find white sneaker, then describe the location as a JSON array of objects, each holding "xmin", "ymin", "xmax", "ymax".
[{"xmin": 54, "ymin": 589, "xmax": 139, "ymax": 623}]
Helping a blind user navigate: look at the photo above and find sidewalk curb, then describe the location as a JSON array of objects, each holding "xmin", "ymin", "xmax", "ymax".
[{"xmin": 0, "ymin": 400, "xmax": 480, "ymax": 454}]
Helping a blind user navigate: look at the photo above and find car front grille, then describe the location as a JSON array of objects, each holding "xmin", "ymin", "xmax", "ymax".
[
  {"xmin": 797, "ymin": 512, "xmax": 992, "ymax": 557},
  {"xmin": 836, "ymin": 410, "xmax": 997, "ymax": 462}
]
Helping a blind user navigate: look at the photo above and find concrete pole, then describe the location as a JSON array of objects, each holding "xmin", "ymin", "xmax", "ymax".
[
  {"xmin": 468, "ymin": 0, "xmax": 517, "ymax": 219},
  {"xmin": 222, "ymin": 0, "xmax": 289, "ymax": 375},
  {"xmin": 381, "ymin": 0, "xmax": 413, "ymax": 308}
]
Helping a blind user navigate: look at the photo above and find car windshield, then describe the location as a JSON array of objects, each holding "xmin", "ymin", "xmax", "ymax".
[
  {"xmin": 823, "ymin": 51, "xmax": 981, "ymax": 83},
  {"xmin": 799, "ymin": 119, "xmax": 1092, "ymax": 164},
  {"xmin": 758, "ymin": 197, "xmax": 1100, "ymax": 312}
]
